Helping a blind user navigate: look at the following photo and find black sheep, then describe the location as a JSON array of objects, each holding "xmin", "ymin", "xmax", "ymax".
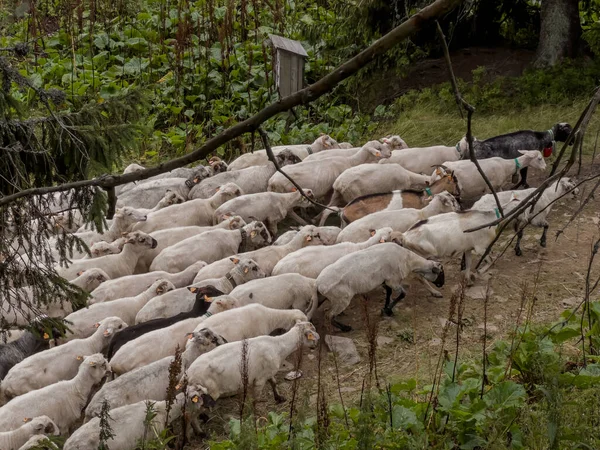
[
  {"xmin": 474, "ymin": 122, "xmax": 572, "ymax": 188},
  {"xmin": 106, "ymin": 285, "xmax": 224, "ymax": 359}
]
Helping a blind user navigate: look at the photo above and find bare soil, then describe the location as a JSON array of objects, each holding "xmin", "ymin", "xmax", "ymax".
[{"xmin": 191, "ymin": 161, "xmax": 600, "ymax": 448}]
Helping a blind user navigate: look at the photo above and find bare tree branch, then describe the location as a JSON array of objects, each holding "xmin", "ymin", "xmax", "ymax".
[
  {"xmin": 436, "ymin": 21, "xmax": 504, "ymax": 217},
  {"xmin": 0, "ymin": 0, "xmax": 463, "ymax": 207}
]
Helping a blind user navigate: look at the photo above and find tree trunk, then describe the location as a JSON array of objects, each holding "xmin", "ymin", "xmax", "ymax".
[{"xmin": 534, "ymin": 0, "xmax": 581, "ymax": 68}]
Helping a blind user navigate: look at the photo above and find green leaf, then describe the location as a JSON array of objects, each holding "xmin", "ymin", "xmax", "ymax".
[
  {"xmin": 391, "ymin": 405, "xmax": 423, "ymax": 433},
  {"xmin": 183, "ymin": 109, "xmax": 195, "ymax": 118},
  {"xmin": 390, "ymin": 379, "xmax": 417, "ymax": 394},
  {"xmin": 484, "ymin": 381, "xmax": 526, "ymax": 411},
  {"xmin": 93, "ymin": 33, "xmax": 110, "ymax": 50}
]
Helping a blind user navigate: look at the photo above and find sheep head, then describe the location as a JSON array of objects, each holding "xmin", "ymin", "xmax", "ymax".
[
  {"xmin": 116, "ymin": 207, "xmax": 148, "ymax": 226},
  {"xmin": 245, "ymin": 221, "xmax": 272, "ymax": 248},
  {"xmin": 553, "ymin": 122, "xmax": 573, "ymax": 143},
  {"xmin": 276, "ymin": 149, "xmax": 302, "ymax": 167},
  {"xmin": 124, "ymin": 230, "xmax": 158, "ymax": 249},
  {"xmin": 96, "ymin": 316, "xmax": 127, "ymax": 339},
  {"xmin": 517, "ymin": 150, "xmax": 546, "ymax": 171},
  {"xmin": 78, "ymin": 353, "xmax": 111, "ymax": 382},
  {"xmin": 295, "ymin": 321, "xmax": 319, "ymax": 349},
  {"xmin": 232, "ymin": 258, "xmax": 266, "ymax": 280}
]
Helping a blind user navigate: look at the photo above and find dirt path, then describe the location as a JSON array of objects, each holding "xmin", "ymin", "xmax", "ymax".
[{"xmin": 193, "ymin": 163, "xmax": 600, "ymax": 447}]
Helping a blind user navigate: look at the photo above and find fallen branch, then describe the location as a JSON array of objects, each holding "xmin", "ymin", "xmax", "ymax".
[{"xmin": 0, "ymin": 0, "xmax": 463, "ymax": 208}]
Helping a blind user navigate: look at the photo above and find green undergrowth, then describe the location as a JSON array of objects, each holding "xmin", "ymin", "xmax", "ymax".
[{"xmin": 206, "ymin": 300, "xmax": 600, "ymax": 450}]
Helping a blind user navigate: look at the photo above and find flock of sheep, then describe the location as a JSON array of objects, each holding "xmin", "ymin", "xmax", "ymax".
[{"xmin": 0, "ymin": 121, "xmax": 580, "ymax": 449}]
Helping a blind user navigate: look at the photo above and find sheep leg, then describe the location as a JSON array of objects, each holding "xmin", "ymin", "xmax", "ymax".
[
  {"xmin": 383, "ymin": 285, "xmax": 393, "ymax": 312},
  {"xmin": 265, "ymin": 219, "xmax": 278, "ymax": 239},
  {"xmin": 268, "ymin": 377, "xmax": 286, "ymax": 403},
  {"xmin": 462, "ymin": 251, "xmax": 475, "ymax": 286},
  {"xmin": 514, "ymin": 229, "xmax": 524, "ymax": 256},
  {"xmin": 540, "ymin": 224, "xmax": 549, "ymax": 248},
  {"xmin": 384, "ymin": 287, "xmax": 406, "ymax": 316},
  {"xmin": 288, "ymin": 210, "xmax": 309, "ymax": 226},
  {"xmin": 331, "ymin": 316, "xmax": 352, "ymax": 332},
  {"xmin": 460, "ymin": 253, "xmax": 466, "ymax": 271}
]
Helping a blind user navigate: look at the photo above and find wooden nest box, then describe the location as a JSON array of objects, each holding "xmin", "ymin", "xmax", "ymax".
[{"xmin": 268, "ymin": 34, "xmax": 308, "ymax": 99}]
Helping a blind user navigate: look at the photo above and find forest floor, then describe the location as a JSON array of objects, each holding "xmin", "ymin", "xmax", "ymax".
[{"xmin": 194, "ymin": 160, "xmax": 600, "ymax": 448}]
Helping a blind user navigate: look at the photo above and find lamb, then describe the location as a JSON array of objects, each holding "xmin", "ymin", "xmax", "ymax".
[
  {"xmin": 106, "ymin": 287, "xmax": 222, "ymax": 358},
  {"xmin": 214, "ymin": 189, "xmax": 315, "ymax": 236},
  {"xmin": 0, "ymin": 317, "xmax": 126, "ymax": 400},
  {"xmin": 89, "ymin": 261, "xmax": 206, "ymax": 304},
  {"xmin": 274, "ymin": 226, "xmax": 341, "ymax": 245},
  {"xmin": 188, "ymin": 150, "xmax": 301, "ymax": 199},
  {"xmin": 0, "ymin": 416, "xmax": 59, "ymax": 450},
  {"xmin": 328, "ymin": 163, "xmax": 430, "ymax": 207},
  {"xmin": 134, "ymin": 215, "xmax": 245, "ymax": 272},
  {"xmin": 137, "ymin": 259, "xmax": 265, "ymax": 321},
  {"xmin": 267, "ymin": 141, "xmax": 392, "ymax": 200},
  {"xmin": 378, "ymin": 137, "xmax": 469, "ymax": 174},
  {"xmin": 191, "ymin": 225, "xmax": 323, "ymax": 283},
  {"xmin": 55, "ymin": 231, "xmax": 158, "ymax": 281},
  {"xmin": 230, "ymin": 273, "xmax": 319, "ymax": 319},
  {"xmin": 133, "ymin": 182, "xmax": 243, "ymax": 233},
  {"xmin": 474, "ymin": 123, "xmax": 572, "ymax": 188},
  {"xmin": 60, "ymin": 281, "xmax": 174, "ymax": 341},
  {"xmin": 149, "ymin": 221, "xmax": 271, "ymax": 273},
  {"xmin": 272, "ymin": 227, "xmax": 395, "ymax": 279},
  {"xmin": 184, "ymin": 321, "xmax": 319, "ymax": 402},
  {"xmin": 85, "ymin": 328, "xmax": 226, "ymax": 420},
  {"xmin": 0, "ymin": 354, "xmax": 110, "ymax": 433},
  {"xmin": 338, "ymin": 173, "xmax": 461, "ymax": 224},
  {"xmin": 0, "ymin": 318, "xmax": 65, "ymax": 380},
  {"xmin": 303, "ymin": 135, "xmax": 408, "ymax": 162},
  {"xmin": 132, "ymin": 189, "xmax": 186, "ymax": 214},
  {"xmin": 317, "ymin": 243, "xmax": 445, "ymax": 331},
  {"xmin": 430, "ymin": 150, "xmax": 547, "ymax": 201},
  {"xmin": 109, "ymin": 296, "xmax": 238, "ymax": 374},
  {"xmin": 472, "ymin": 177, "xmax": 579, "ymax": 256},
  {"xmin": 116, "ymin": 167, "xmax": 208, "ymax": 209},
  {"xmin": 226, "ymin": 135, "xmax": 340, "ymax": 171},
  {"xmin": 397, "ymin": 207, "xmax": 517, "ymax": 286},
  {"xmin": 84, "ymin": 239, "xmax": 125, "ymax": 258},
  {"xmin": 336, "ymin": 192, "xmax": 460, "ymax": 243},
  {"xmin": 65, "ymin": 389, "xmax": 210, "ymax": 450}
]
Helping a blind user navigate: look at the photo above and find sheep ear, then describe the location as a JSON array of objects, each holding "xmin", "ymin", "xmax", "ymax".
[
  {"xmin": 89, "ymin": 361, "xmax": 97, "ymax": 366},
  {"xmin": 121, "ymin": 232, "xmax": 129, "ymax": 237},
  {"xmin": 43, "ymin": 332, "xmax": 49, "ymax": 340},
  {"xmin": 369, "ymin": 229, "xmax": 376, "ymax": 236},
  {"xmin": 305, "ymin": 235, "xmax": 312, "ymax": 242},
  {"xmin": 186, "ymin": 333, "xmax": 194, "ymax": 340},
  {"xmin": 76, "ymin": 355, "xmax": 84, "ymax": 361},
  {"xmin": 306, "ymin": 332, "xmax": 317, "ymax": 342},
  {"xmin": 291, "ymin": 187, "xmax": 297, "ymax": 192},
  {"xmin": 103, "ymin": 328, "xmax": 113, "ymax": 337},
  {"xmin": 250, "ymin": 230, "xmax": 257, "ymax": 238},
  {"xmin": 93, "ymin": 322, "xmax": 101, "ymax": 328},
  {"xmin": 76, "ymin": 270, "xmax": 85, "ymax": 276},
  {"xmin": 23, "ymin": 417, "xmax": 32, "ymax": 423},
  {"xmin": 188, "ymin": 287, "xmax": 198, "ymax": 293},
  {"xmin": 436, "ymin": 168, "xmax": 442, "ymax": 176},
  {"xmin": 375, "ymin": 151, "xmax": 381, "ymax": 157},
  {"xmin": 230, "ymin": 257, "xmax": 240, "ymax": 264},
  {"xmin": 215, "ymin": 187, "xmax": 221, "ymax": 192},
  {"xmin": 203, "ymin": 295, "xmax": 213, "ymax": 302},
  {"xmin": 244, "ymin": 267, "xmax": 249, "ymax": 274}
]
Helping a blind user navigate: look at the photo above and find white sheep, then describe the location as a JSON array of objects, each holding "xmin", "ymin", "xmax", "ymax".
[
  {"xmin": 134, "ymin": 215, "xmax": 245, "ymax": 272},
  {"xmin": 430, "ymin": 150, "xmax": 547, "ymax": 200},
  {"xmin": 397, "ymin": 207, "xmax": 516, "ymax": 285},
  {"xmin": 317, "ymin": 243, "xmax": 445, "ymax": 331},
  {"xmin": 189, "ymin": 151, "xmax": 301, "ymax": 199},
  {"xmin": 1, "ymin": 269, "xmax": 109, "ymax": 326},
  {"xmin": 65, "ymin": 389, "xmax": 208, "ymax": 450},
  {"xmin": 230, "ymin": 273, "xmax": 319, "ymax": 319},
  {"xmin": 379, "ymin": 137, "xmax": 469, "ymax": 174},
  {"xmin": 303, "ymin": 135, "xmax": 408, "ymax": 163},
  {"xmin": 0, "ymin": 354, "xmax": 110, "ymax": 433},
  {"xmin": 83, "ymin": 239, "xmax": 125, "ymax": 258},
  {"xmin": 89, "ymin": 261, "xmax": 205, "ymax": 304},
  {"xmin": 136, "ymin": 259, "xmax": 265, "ymax": 322},
  {"xmin": 214, "ymin": 189, "xmax": 314, "ymax": 236},
  {"xmin": 0, "ymin": 416, "xmax": 59, "ymax": 450},
  {"xmin": 149, "ymin": 221, "xmax": 271, "ymax": 273},
  {"xmin": 274, "ymin": 226, "xmax": 341, "ymax": 246},
  {"xmin": 84, "ymin": 328, "xmax": 226, "ymax": 420},
  {"xmin": 472, "ymin": 177, "xmax": 579, "ymax": 256},
  {"xmin": 116, "ymin": 167, "xmax": 208, "ymax": 209},
  {"xmin": 0, "ymin": 317, "xmax": 126, "ymax": 400},
  {"xmin": 133, "ymin": 183, "xmax": 243, "ymax": 233},
  {"xmin": 18, "ymin": 434, "xmax": 60, "ymax": 450},
  {"xmin": 328, "ymin": 163, "xmax": 430, "ymax": 207},
  {"xmin": 132, "ymin": 189, "xmax": 186, "ymax": 214},
  {"xmin": 191, "ymin": 225, "xmax": 323, "ymax": 283},
  {"xmin": 272, "ymin": 227, "xmax": 394, "ymax": 279},
  {"xmin": 55, "ymin": 231, "xmax": 158, "ymax": 281},
  {"xmin": 61, "ymin": 281, "xmax": 174, "ymax": 341},
  {"xmin": 336, "ymin": 192, "xmax": 460, "ymax": 243},
  {"xmin": 110, "ymin": 296, "xmax": 238, "ymax": 374},
  {"xmin": 184, "ymin": 321, "xmax": 319, "ymax": 402},
  {"xmin": 227, "ymin": 135, "xmax": 340, "ymax": 171},
  {"xmin": 268, "ymin": 142, "xmax": 392, "ymax": 199}
]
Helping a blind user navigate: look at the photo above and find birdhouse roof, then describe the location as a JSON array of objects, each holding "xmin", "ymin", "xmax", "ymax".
[{"xmin": 268, "ymin": 34, "xmax": 308, "ymax": 57}]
